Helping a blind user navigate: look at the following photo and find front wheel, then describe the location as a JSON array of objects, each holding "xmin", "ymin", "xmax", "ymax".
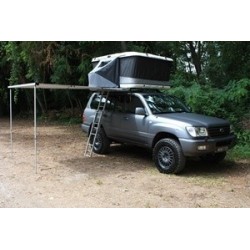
[{"xmin": 153, "ymin": 138, "xmax": 186, "ymax": 174}]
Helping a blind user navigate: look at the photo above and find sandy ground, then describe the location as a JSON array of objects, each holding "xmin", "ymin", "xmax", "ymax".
[{"xmin": 0, "ymin": 118, "xmax": 250, "ymax": 208}]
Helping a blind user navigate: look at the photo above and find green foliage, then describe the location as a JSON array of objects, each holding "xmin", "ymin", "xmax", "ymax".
[
  {"xmin": 0, "ymin": 41, "xmax": 250, "ymax": 158},
  {"xmin": 228, "ymin": 144, "xmax": 250, "ymax": 160},
  {"xmin": 168, "ymin": 83, "xmax": 222, "ymax": 117},
  {"xmin": 220, "ymin": 42, "xmax": 250, "ymax": 83},
  {"xmin": 168, "ymin": 78, "xmax": 250, "ymax": 133},
  {"xmin": 224, "ymin": 79, "xmax": 250, "ymax": 103},
  {"xmin": 0, "ymin": 42, "xmax": 8, "ymax": 103},
  {"xmin": 236, "ymin": 130, "xmax": 250, "ymax": 146},
  {"xmin": 51, "ymin": 56, "xmax": 71, "ymax": 83},
  {"xmin": 78, "ymin": 58, "xmax": 92, "ymax": 85}
]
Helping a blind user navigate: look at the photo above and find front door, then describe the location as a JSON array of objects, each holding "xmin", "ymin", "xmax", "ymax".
[{"xmin": 120, "ymin": 95, "xmax": 149, "ymax": 145}]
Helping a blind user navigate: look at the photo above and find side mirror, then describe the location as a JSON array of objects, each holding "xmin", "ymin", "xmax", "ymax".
[{"xmin": 135, "ymin": 107, "xmax": 147, "ymax": 116}]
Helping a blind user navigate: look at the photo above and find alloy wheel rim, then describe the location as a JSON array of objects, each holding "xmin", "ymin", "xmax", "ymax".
[
  {"xmin": 94, "ymin": 134, "xmax": 102, "ymax": 151},
  {"xmin": 158, "ymin": 146, "xmax": 174, "ymax": 170}
]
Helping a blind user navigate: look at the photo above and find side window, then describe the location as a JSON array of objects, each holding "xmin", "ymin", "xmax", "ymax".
[
  {"xmin": 90, "ymin": 94, "xmax": 111, "ymax": 110},
  {"xmin": 125, "ymin": 96, "xmax": 144, "ymax": 114},
  {"xmin": 112, "ymin": 95, "xmax": 125, "ymax": 113},
  {"xmin": 90, "ymin": 94, "xmax": 145, "ymax": 113},
  {"xmin": 90, "ymin": 94, "xmax": 105, "ymax": 109},
  {"xmin": 90, "ymin": 94, "xmax": 101, "ymax": 109}
]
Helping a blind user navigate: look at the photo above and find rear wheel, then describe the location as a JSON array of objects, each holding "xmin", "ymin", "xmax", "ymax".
[
  {"xmin": 90, "ymin": 128, "xmax": 110, "ymax": 154},
  {"xmin": 153, "ymin": 138, "xmax": 186, "ymax": 174}
]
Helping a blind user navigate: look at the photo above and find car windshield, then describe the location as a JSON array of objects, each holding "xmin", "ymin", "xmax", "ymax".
[{"xmin": 143, "ymin": 93, "xmax": 190, "ymax": 114}]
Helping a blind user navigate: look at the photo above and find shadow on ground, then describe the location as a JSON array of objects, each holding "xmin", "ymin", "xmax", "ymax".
[
  {"xmin": 62, "ymin": 144, "xmax": 250, "ymax": 178},
  {"xmin": 61, "ymin": 145, "xmax": 154, "ymax": 177},
  {"xmin": 182, "ymin": 158, "xmax": 249, "ymax": 177}
]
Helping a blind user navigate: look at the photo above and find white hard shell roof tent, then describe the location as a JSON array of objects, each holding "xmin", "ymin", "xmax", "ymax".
[
  {"xmin": 8, "ymin": 52, "xmax": 173, "ymax": 172},
  {"xmin": 89, "ymin": 51, "xmax": 173, "ymax": 89}
]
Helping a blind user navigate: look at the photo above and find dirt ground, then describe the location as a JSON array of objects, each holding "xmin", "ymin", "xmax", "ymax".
[{"xmin": 0, "ymin": 118, "xmax": 250, "ymax": 208}]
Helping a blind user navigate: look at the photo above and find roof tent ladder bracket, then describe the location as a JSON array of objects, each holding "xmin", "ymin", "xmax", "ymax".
[{"xmin": 84, "ymin": 91, "xmax": 109, "ymax": 157}]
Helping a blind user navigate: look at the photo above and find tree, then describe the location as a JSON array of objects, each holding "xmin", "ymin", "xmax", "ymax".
[
  {"xmin": 0, "ymin": 41, "xmax": 249, "ymax": 125},
  {"xmin": 0, "ymin": 42, "xmax": 11, "ymax": 116}
]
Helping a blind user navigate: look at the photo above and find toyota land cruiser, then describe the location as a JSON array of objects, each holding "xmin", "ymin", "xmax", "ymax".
[{"xmin": 82, "ymin": 90, "xmax": 236, "ymax": 174}]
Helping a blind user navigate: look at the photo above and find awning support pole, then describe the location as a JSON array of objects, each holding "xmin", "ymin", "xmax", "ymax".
[
  {"xmin": 34, "ymin": 85, "xmax": 37, "ymax": 173},
  {"xmin": 10, "ymin": 89, "xmax": 13, "ymax": 157}
]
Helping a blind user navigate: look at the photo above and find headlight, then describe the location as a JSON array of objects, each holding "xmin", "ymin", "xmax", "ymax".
[{"xmin": 186, "ymin": 126, "xmax": 208, "ymax": 137}]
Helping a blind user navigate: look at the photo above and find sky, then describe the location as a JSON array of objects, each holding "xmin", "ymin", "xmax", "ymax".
[{"xmin": 1, "ymin": 0, "xmax": 249, "ymax": 41}]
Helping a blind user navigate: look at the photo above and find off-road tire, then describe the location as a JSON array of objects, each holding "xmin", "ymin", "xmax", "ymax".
[
  {"xmin": 153, "ymin": 138, "xmax": 186, "ymax": 174},
  {"xmin": 91, "ymin": 128, "xmax": 110, "ymax": 154}
]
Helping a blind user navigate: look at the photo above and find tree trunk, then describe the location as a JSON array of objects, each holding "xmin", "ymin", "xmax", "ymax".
[
  {"xmin": 67, "ymin": 91, "xmax": 74, "ymax": 115},
  {"xmin": 188, "ymin": 41, "xmax": 202, "ymax": 77},
  {"xmin": 42, "ymin": 90, "xmax": 48, "ymax": 112}
]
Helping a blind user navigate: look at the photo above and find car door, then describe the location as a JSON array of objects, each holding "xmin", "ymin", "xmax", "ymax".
[
  {"xmin": 102, "ymin": 94, "xmax": 125, "ymax": 139},
  {"xmin": 120, "ymin": 94, "xmax": 149, "ymax": 145}
]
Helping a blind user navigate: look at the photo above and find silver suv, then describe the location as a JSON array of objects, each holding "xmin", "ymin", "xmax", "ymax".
[{"xmin": 82, "ymin": 90, "xmax": 236, "ymax": 174}]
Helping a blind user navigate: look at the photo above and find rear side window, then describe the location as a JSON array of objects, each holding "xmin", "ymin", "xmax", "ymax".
[
  {"xmin": 90, "ymin": 95, "xmax": 101, "ymax": 109},
  {"xmin": 90, "ymin": 94, "xmax": 115, "ymax": 111},
  {"xmin": 111, "ymin": 95, "xmax": 125, "ymax": 112},
  {"xmin": 90, "ymin": 93, "xmax": 145, "ymax": 113}
]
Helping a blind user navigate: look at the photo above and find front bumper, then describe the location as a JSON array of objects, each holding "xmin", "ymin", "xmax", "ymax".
[{"xmin": 179, "ymin": 134, "xmax": 236, "ymax": 156}]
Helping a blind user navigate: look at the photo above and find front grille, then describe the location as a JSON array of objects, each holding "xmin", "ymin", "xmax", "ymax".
[{"xmin": 208, "ymin": 126, "xmax": 230, "ymax": 137}]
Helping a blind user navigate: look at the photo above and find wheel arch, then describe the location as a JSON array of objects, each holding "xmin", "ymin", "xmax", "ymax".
[{"xmin": 152, "ymin": 132, "xmax": 179, "ymax": 148}]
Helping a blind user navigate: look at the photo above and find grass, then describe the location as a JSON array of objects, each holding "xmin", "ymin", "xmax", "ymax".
[
  {"xmin": 38, "ymin": 115, "xmax": 81, "ymax": 125},
  {"xmin": 227, "ymin": 144, "xmax": 250, "ymax": 160},
  {"xmin": 96, "ymin": 180, "xmax": 103, "ymax": 185}
]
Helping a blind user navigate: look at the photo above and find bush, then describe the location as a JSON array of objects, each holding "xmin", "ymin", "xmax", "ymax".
[{"xmin": 168, "ymin": 78, "xmax": 250, "ymax": 145}]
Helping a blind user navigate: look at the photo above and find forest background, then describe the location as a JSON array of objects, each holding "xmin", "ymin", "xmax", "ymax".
[{"xmin": 0, "ymin": 41, "xmax": 249, "ymax": 158}]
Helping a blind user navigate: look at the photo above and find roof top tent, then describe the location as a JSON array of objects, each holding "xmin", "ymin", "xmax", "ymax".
[{"xmin": 88, "ymin": 51, "xmax": 173, "ymax": 90}]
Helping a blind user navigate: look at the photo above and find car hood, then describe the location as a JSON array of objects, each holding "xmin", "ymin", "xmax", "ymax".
[{"xmin": 155, "ymin": 112, "xmax": 229, "ymax": 127}]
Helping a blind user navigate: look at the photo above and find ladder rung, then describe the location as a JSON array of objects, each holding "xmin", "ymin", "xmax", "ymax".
[{"xmin": 84, "ymin": 91, "xmax": 109, "ymax": 157}]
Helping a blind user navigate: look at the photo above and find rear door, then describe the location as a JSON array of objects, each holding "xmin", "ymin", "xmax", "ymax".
[{"xmin": 102, "ymin": 94, "xmax": 125, "ymax": 139}]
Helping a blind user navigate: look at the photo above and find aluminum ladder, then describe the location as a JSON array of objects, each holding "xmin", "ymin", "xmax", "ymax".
[{"xmin": 84, "ymin": 91, "xmax": 109, "ymax": 157}]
